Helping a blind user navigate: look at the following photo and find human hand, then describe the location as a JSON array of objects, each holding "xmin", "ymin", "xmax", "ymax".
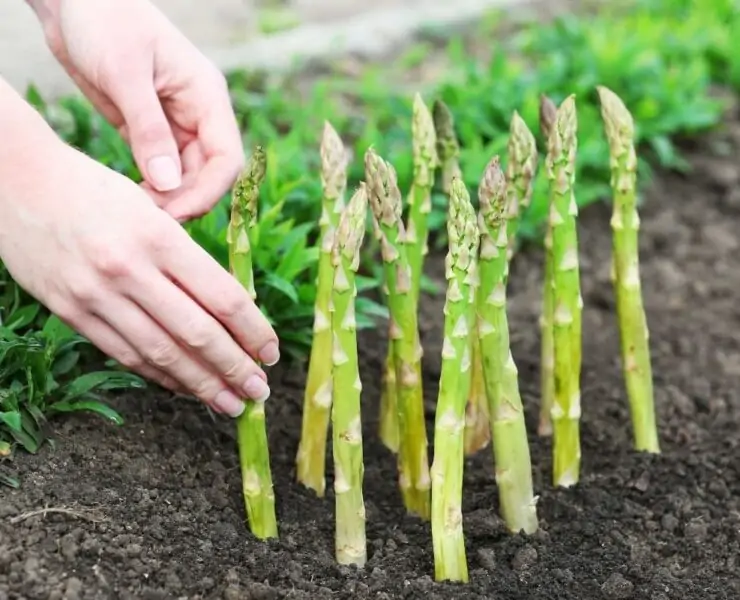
[
  {"xmin": 27, "ymin": 0, "xmax": 244, "ymax": 222},
  {"xmin": 0, "ymin": 138, "xmax": 279, "ymax": 418}
]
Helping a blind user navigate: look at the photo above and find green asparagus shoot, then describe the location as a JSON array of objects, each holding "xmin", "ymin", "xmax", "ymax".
[
  {"xmin": 227, "ymin": 146, "xmax": 278, "ymax": 539},
  {"xmin": 432, "ymin": 98, "xmax": 463, "ymax": 196},
  {"xmin": 505, "ymin": 111, "xmax": 538, "ymax": 260},
  {"xmin": 430, "ymin": 177, "xmax": 480, "ymax": 583},
  {"xmin": 431, "ymin": 98, "xmax": 490, "ymax": 455},
  {"xmin": 547, "ymin": 95, "xmax": 583, "ymax": 488},
  {"xmin": 365, "ymin": 148, "xmax": 431, "ymax": 520},
  {"xmin": 538, "ymin": 94, "xmax": 558, "ymax": 438},
  {"xmin": 297, "ymin": 121, "xmax": 348, "ymax": 496},
  {"xmin": 477, "ymin": 156, "xmax": 538, "ymax": 534},
  {"xmin": 331, "ymin": 183, "xmax": 369, "ymax": 566},
  {"xmin": 597, "ymin": 85, "xmax": 660, "ymax": 454}
]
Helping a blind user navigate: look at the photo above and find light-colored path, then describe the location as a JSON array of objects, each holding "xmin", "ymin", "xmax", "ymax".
[{"xmin": 0, "ymin": 0, "xmax": 538, "ymax": 99}]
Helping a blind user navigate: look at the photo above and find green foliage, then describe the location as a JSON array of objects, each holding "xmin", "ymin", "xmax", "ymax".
[{"xmin": 0, "ymin": 304, "xmax": 145, "ymax": 485}]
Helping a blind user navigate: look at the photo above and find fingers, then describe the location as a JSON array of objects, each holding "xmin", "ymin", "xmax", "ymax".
[
  {"xmin": 106, "ymin": 74, "xmax": 183, "ymax": 193},
  {"xmin": 92, "ymin": 294, "xmax": 255, "ymax": 418},
  {"xmin": 64, "ymin": 312, "xmax": 183, "ymax": 394},
  {"xmin": 163, "ymin": 77, "xmax": 244, "ymax": 222},
  {"xmin": 156, "ymin": 235, "xmax": 280, "ymax": 366},
  {"xmin": 129, "ymin": 265, "xmax": 271, "ymax": 402}
]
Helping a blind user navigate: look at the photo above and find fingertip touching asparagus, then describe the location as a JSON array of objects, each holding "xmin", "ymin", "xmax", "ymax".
[
  {"xmin": 596, "ymin": 85, "xmax": 660, "ymax": 454},
  {"xmin": 297, "ymin": 121, "xmax": 348, "ymax": 496},
  {"xmin": 331, "ymin": 183, "xmax": 369, "ymax": 567},
  {"xmin": 477, "ymin": 156, "xmax": 538, "ymax": 534},
  {"xmin": 505, "ymin": 111, "xmax": 538, "ymax": 261},
  {"xmin": 227, "ymin": 146, "xmax": 278, "ymax": 539},
  {"xmin": 547, "ymin": 95, "xmax": 583, "ymax": 488},
  {"xmin": 538, "ymin": 94, "xmax": 558, "ymax": 438},
  {"xmin": 365, "ymin": 147, "xmax": 431, "ymax": 520},
  {"xmin": 432, "ymin": 98, "xmax": 490, "ymax": 455},
  {"xmin": 430, "ymin": 177, "xmax": 479, "ymax": 583}
]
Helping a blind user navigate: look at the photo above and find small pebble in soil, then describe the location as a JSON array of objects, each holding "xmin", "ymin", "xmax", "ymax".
[
  {"xmin": 511, "ymin": 545, "xmax": 538, "ymax": 572},
  {"xmin": 476, "ymin": 547, "xmax": 496, "ymax": 571},
  {"xmin": 601, "ymin": 573, "xmax": 635, "ymax": 599},
  {"xmin": 684, "ymin": 519, "xmax": 709, "ymax": 541}
]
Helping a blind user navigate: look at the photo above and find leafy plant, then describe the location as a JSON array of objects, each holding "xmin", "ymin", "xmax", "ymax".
[{"xmin": 0, "ymin": 309, "xmax": 145, "ymax": 486}]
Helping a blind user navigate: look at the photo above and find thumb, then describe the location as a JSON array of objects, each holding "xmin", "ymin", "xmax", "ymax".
[{"xmin": 112, "ymin": 81, "xmax": 182, "ymax": 192}]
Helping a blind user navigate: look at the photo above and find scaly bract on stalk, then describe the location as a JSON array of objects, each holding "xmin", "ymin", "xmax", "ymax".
[
  {"xmin": 430, "ymin": 177, "xmax": 479, "ymax": 583},
  {"xmin": 546, "ymin": 95, "xmax": 583, "ymax": 488},
  {"xmin": 538, "ymin": 94, "xmax": 558, "ymax": 438},
  {"xmin": 477, "ymin": 156, "xmax": 538, "ymax": 534},
  {"xmin": 297, "ymin": 122, "xmax": 348, "ymax": 496},
  {"xmin": 365, "ymin": 148, "xmax": 431, "ymax": 520},
  {"xmin": 227, "ymin": 146, "xmax": 278, "ymax": 539},
  {"xmin": 432, "ymin": 99, "xmax": 489, "ymax": 455},
  {"xmin": 597, "ymin": 85, "xmax": 660, "ymax": 454},
  {"xmin": 331, "ymin": 184, "xmax": 369, "ymax": 566}
]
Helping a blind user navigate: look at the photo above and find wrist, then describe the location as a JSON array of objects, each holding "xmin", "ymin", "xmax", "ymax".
[{"xmin": 0, "ymin": 78, "xmax": 67, "ymax": 200}]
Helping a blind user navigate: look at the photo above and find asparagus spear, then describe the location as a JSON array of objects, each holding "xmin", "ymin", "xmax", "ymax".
[
  {"xmin": 365, "ymin": 148, "xmax": 431, "ymax": 519},
  {"xmin": 430, "ymin": 177, "xmax": 479, "ymax": 583},
  {"xmin": 477, "ymin": 156, "xmax": 539, "ymax": 534},
  {"xmin": 433, "ymin": 98, "xmax": 490, "ymax": 455},
  {"xmin": 377, "ymin": 94, "xmax": 439, "ymax": 454},
  {"xmin": 331, "ymin": 183, "xmax": 369, "ymax": 566},
  {"xmin": 597, "ymin": 86, "xmax": 660, "ymax": 453},
  {"xmin": 538, "ymin": 94, "xmax": 558, "ymax": 438},
  {"xmin": 432, "ymin": 99, "xmax": 463, "ymax": 195},
  {"xmin": 505, "ymin": 111, "xmax": 539, "ymax": 261},
  {"xmin": 296, "ymin": 122, "xmax": 348, "ymax": 496},
  {"xmin": 547, "ymin": 95, "xmax": 583, "ymax": 487},
  {"xmin": 227, "ymin": 146, "xmax": 278, "ymax": 539}
]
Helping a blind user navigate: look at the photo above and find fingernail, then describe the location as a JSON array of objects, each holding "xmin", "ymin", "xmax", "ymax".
[
  {"xmin": 147, "ymin": 155, "xmax": 181, "ymax": 191},
  {"xmin": 259, "ymin": 342, "xmax": 280, "ymax": 366},
  {"xmin": 243, "ymin": 375, "xmax": 271, "ymax": 403},
  {"xmin": 213, "ymin": 390, "xmax": 245, "ymax": 418}
]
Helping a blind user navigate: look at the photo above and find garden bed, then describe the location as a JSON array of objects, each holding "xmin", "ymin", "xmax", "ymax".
[{"xmin": 2, "ymin": 96, "xmax": 740, "ymax": 600}]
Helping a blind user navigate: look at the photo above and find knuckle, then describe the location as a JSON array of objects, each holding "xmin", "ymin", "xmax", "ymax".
[
  {"xmin": 190, "ymin": 377, "xmax": 222, "ymax": 402},
  {"xmin": 90, "ymin": 244, "xmax": 133, "ymax": 280},
  {"xmin": 213, "ymin": 293, "xmax": 249, "ymax": 322},
  {"xmin": 221, "ymin": 359, "xmax": 249, "ymax": 382},
  {"xmin": 145, "ymin": 339, "xmax": 180, "ymax": 369},
  {"xmin": 118, "ymin": 350, "xmax": 145, "ymax": 372},
  {"xmin": 180, "ymin": 320, "xmax": 216, "ymax": 350}
]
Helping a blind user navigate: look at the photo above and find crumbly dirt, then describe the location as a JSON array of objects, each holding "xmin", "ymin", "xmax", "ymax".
[{"xmin": 4, "ymin": 111, "xmax": 740, "ymax": 600}]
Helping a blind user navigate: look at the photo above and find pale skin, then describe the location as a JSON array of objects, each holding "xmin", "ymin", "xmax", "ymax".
[{"xmin": 0, "ymin": 0, "xmax": 279, "ymax": 417}]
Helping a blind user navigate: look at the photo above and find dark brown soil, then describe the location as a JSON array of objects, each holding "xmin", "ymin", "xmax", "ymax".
[{"xmin": 5, "ymin": 110, "xmax": 740, "ymax": 600}]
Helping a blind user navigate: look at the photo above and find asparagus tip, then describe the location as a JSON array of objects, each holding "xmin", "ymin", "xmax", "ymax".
[
  {"xmin": 596, "ymin": 85, "xmax": 635, "ymax": 154},
  {"xmin": 321, "ymin": 121, "xmax": 348, "ymax": 200},
  {"xmin": 232, "ymin": 145, "xmax": 267, "ymax": 222},
  {"xmin": 334, "ymin": 183, "xmax": 369, "ymax": 262},
  {"xmin": 539, "ymin": 94, "xmax": 558, "ymax": 141},
  {"xmin": 364, "ymin": 149, "xmax": 402, "ymax": 228},
  {"xmin": 412, "ymin": 93, "xmax": 440, "ymax": 179},
  {"xmin": 478, "ymin": 156, "xmax": 507, "ymax": 232}
]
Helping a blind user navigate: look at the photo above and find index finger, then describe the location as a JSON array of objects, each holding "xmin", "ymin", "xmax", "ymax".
[
  {"xmin": 165, "ymin": 76, "xmax": 245, "ymax": 222},
  {"xmin": 156, "ymin": 228, "xmax": 280, "ymax": 366}
]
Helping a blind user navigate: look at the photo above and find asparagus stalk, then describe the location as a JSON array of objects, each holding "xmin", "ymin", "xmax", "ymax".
[
  {"xmin": 433, "ymin": 99, "xmax": 490, "ymax": 455},
  {"xmin": 331, "ymin": 184, "xmax": 369, "ymax": 566},
  {"xmin": 227, "ymin": 146, "xmax": 278, "ymax": 539},
  {"xmin": 365, "ymin": 148, "xmax": 431, "ymax": 520},
  {"xmin": 547, "ymin": 95, "xmax": 583, "ymax": 487},
  {"xmin": 538, "ymin": 94, "xmax": 558, "ymax": 438},
  {"xmin": 430, "ymin": 177, "xmax": 479, "ymax": 583},
  {"xmin": 505, "ymin": 111, "xmax": 539, "ymax": 261},
  {"xmin": 597, "ymin": 86, "xmax": 660, "ymax": 453},
  {"xmin": 296, "ymin": 122, "xmax": 348, "ymax": 496},
  {"xmin": 477, "ymin": 156, "xmax": 539, "ymax": 534},
  {"xmin": 377, "ymin": 94, "xmax": 439, "ymax": 454}
]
